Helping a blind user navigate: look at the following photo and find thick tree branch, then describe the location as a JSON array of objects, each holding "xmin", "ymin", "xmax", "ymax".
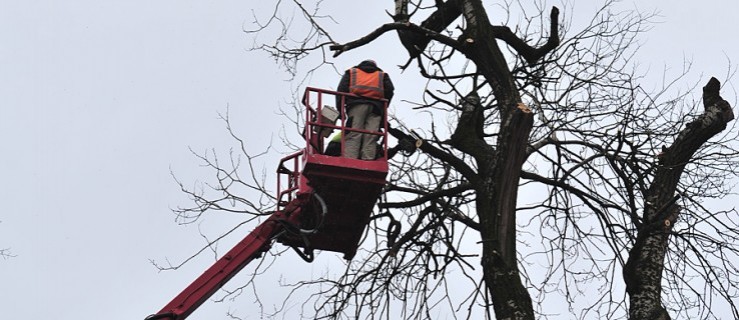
[
  {"xmin": 329, "ymin": 21, "xmax": 463, "ymax": 58},
  {"xmin": 394, "ymin": 0, "xmax": 463, "ymax": 59},
  {"xmin": 490, "ymin": 7, "xmax": 560, "ymax": 64},
  {"xmin": 388, "ymin": 126, "xmax": 481, "ymax": 186},
  {"xmin": 624, "ymin": 77, "xmax": 735, "ymax": 320},
  {"xmin": 450, "ymin": 91, "xmax": 491, "ymax": 157}
]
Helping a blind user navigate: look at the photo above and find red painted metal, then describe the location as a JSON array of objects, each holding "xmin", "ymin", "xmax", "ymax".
[
  {"xmin": 276, "ymin": 150, "xmax": 305, "ymax": 208},
  {"xmin": 147, "ymin": 88, "xmax": 389, "ymax": 319},
  {"xmin": 146, "ymin": 211, "xmax": 294, "ymax": 320},
  {"xmin": 282, "ymin": 87, "xmax": 389, "ymax": 258}
]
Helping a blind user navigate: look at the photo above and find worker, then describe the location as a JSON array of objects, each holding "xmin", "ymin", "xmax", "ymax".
[
  {"xmin": 336, "ymin": 59, "xmax": 394, "ymax": 160},
  {"xmin": 324, "ymin": 131, "xmax": 343, "ymax": 156}
]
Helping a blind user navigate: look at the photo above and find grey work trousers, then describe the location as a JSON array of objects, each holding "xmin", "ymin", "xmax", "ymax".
[{"xmin": 345, "ymin": 103, "xmax": 381, "ymax": 160}]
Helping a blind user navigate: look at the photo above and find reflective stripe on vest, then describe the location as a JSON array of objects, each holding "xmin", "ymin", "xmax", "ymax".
[{"xmin": 349, "ymin": 68, "xmax": 384, "ymax": 100}]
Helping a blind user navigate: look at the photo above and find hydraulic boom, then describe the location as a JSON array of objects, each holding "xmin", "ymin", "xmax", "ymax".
[{"xmin": 145, "ymin": 212, "xmax": 286, "ymax": 320}]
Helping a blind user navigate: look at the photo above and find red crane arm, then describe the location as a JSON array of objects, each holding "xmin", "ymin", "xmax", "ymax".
[{"xmin": 145, "ymin": 213, "xmax": 287, "ymax": 320}]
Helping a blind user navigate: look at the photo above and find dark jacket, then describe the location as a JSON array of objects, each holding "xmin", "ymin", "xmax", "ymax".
[{"xmin": 337, "ymin": 61, "xmax": 394, "ymax": 115}]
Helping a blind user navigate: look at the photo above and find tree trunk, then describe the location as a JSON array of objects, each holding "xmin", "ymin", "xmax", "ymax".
[
  {"xmin": 623, "ymin": 78, "xmax": 734, "ymax": 319},
  {"xmin": 456, "ymin": 1, "xmax": 539, "ymax": 318}
]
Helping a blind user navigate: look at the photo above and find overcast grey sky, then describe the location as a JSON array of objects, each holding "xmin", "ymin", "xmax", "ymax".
[{"xmin": 1, "ymin": 1, "xmax": 737, "ymax": 319}]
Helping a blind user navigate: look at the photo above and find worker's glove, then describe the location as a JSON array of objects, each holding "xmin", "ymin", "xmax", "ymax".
[{"xmin": 397, "ymin": 138, "xmax": 417, "ymax": 155}]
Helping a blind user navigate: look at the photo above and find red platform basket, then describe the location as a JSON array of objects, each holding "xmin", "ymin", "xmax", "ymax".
[{"xmin": 275, "ymin": 87, "xmax": 389, "ymax": 259}]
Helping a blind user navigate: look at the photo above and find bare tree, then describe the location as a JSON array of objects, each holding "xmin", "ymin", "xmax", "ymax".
[{"xmin": 162, "ymin": 1, "xmax": 738, "ymax": 319}]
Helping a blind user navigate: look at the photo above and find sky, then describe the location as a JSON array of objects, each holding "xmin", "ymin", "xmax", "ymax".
[{"xmin": 1, "ymin": 1, "xmax": 737, "ymax": 319}]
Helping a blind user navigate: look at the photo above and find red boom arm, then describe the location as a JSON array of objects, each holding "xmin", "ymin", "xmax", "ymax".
[{"xmin": 145, "ymin": 213, "xmax": 288, "ymax": 320}]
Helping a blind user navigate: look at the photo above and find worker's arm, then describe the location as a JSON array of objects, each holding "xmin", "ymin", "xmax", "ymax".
[
  {"xmin": 336, "ymin": 70, "xmax": 350, "ymax": 110},
  {"xmin": 383, "ymin": 73, "xmax": 395, "ymax": 104}
]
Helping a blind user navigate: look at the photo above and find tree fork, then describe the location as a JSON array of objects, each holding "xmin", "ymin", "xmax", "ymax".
[{"xmin": 454, "ymin": 1, "xmax": 558, "ymax": 318}]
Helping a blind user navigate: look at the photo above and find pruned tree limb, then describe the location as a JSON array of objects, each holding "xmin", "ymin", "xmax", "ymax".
[
  {"xmin": 490, "ymin": 6, "xmax": 560, "ymax": 64},
  {"xmin": 624, "ymin": 77, "xmax": 735, "ymax": 320},
  {"xmin": 329, "ymin": 21, "xmax": 463, "ymax": 57},
  {"xmin": 388, "ymin": 126, "xmax": 481, "ymax": 186},
  {"xmin": 394, "ymin": 0, "xmax": 463, "ymax": 59}
]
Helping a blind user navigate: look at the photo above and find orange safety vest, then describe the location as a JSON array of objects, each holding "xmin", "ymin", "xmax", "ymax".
[{"xmin": 349, "ymin": 68, "xmax": 385, "ymax": 100}]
